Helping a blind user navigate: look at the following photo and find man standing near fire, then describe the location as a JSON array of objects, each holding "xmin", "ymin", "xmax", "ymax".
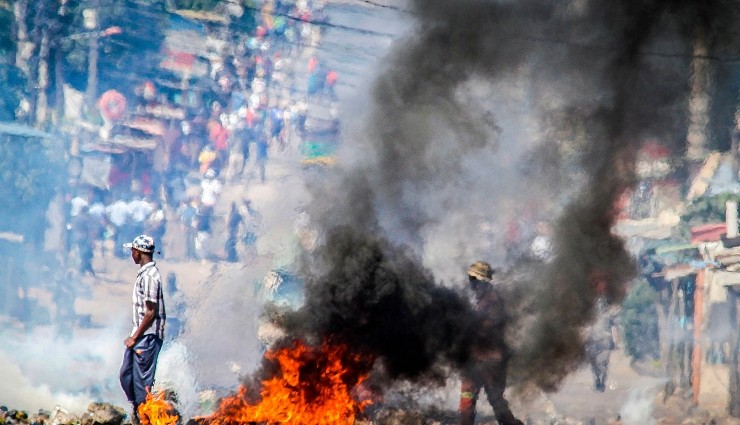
[
  {"xmin": 459, "ymin": 261, "xmax": 524, "ymax": 425},
  {"xmin": 119, "ymin": 235, "xmax": 166, "ymax": 424}
]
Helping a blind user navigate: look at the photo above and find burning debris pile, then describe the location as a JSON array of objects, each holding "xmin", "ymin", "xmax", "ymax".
[
  {"xmin": 195, "ymin": 341, "xmax": 371, "ymax": 424},
  {"xmin": 137, "ymin": 392, "xmax": 178, "ymax": 425}
]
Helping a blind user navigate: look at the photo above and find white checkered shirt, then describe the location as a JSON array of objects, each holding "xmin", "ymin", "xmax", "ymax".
[{"xmin": 131, "ymin": 261, "xmax": 166, "ymax": 339}]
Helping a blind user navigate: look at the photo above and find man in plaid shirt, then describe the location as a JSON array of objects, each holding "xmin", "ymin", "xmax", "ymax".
[{"xmin": 119, "ymin": 235, "xmax": 166, "ymax": 423}]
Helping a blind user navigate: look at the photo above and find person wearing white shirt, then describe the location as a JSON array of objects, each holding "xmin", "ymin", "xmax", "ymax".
[{"xmin": 200, "ymin": 170, "xmax": 222, "ymax": 208}]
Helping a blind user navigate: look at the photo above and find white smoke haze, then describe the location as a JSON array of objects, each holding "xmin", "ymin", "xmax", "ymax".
[
  {"xmin": 180, "ymin": 170, "xmax": 316, "ymax": 388},
  {"xmin": 249, "ymin": 168, "xmax": 313, "ymax": 268},
  {"xmin": 0, "ymin": 324, "xmax": 129, "ymax": 413},
  {"xmin": 414, "ymin": 77, "xmax": 552, "ymax": 283},
  {"xmin": 183, "ymin": 262, "xmax": 264, "ymax": 388},
  {"xmin": 620, "ymin": 381, "xmax": 664, "ymax": 425},
  {"xmin": 0, "ymin": 352, "xmax": 91, "ymax": 414},
  {"xmin": 1, "ymin": 320, "xmax": 213, "ymax": 418},
  {"xmin": 153, "ymin": 342, "xmax": 200, "ymax": 419}
]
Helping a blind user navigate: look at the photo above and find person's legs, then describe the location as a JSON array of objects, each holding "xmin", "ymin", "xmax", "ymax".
[
  {"xmin": 595, "ymin": 350, "xmax": 610, "ymax": 392},
  {"xmin": 258, "ymin": 159, "xmax": 266, "ymax": 183},
  {"xmin": 185, "ymin": 229, "xmax": 195, "ymax": 260},
  {"xmin": 131, "ymin": 335, "xmax": 164, "ymax": 407},
  {"xmin": 119, "ymin": 348, "xmax": 136, "ymax": 404},
  {"xmin": 459, "ymin": 376, "xmax": 480, "ymax": 425},
  {"xmin": 586, "ymin": 342, "xmax": 605, "ymax": 391},
  {"xmin": 482, "ymin": 360, "xmax": 523, "ymax": 425},
  {"xmin": 226, "ymin": 152, "xmax": 244, "ymax": 182},
  {"xmin": 226, "ymin": 235, "xmax": 238, "ymax": 262}
]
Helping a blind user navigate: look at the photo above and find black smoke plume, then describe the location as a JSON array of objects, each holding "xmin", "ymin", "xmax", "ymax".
[{"xmin": 287, "ymin": 226, "xmax": 478, "ymax": 380}]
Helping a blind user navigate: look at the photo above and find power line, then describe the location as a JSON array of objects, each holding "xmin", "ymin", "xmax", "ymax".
[
  {"xmin": 352, "ymin": 0, "xmax": 408, "ymax": 12},
  {"xmin": 240, "ymin": 4, "xmax": 397, "ymax": 38},
  {"xmin": 499, "ymin": 31, "xmax": 740, "ymax": 63}
]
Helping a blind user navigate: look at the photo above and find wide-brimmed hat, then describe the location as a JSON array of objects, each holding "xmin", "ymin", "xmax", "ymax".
[
  {"xmin": 467, "ymin": 261, "xmax": 494, "ymax": 281},
  {"xmin": 123, "ymin": 234, "xmax": 155, "ymax": 253}
]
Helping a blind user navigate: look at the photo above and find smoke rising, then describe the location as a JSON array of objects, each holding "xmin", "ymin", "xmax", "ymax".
[
  {"xmin": 620, "ymin": 382, "xmax": 662, "ymax": 425},
  {"xmin": 0, "ymin": 325, "xmax": 129, "ymax": 412},
  {"xmin": 288, "ymin": 227, "xmax": 478, "ymax": 381},
  {"xmin": 267, "ymin": 0, "xmax": 740, "ymax": 397}
]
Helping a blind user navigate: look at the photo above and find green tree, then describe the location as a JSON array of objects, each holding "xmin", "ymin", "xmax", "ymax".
[
  {"xmin": 0, "ymin": 2, "xmax": 13, "ymax": 54},
  {"xmin": 676, "ymin": 192, "xmax": 740, "ymax": 239},
  {"xmin": 622, "ymin": 279, "xmax": 661, "ymax": 362},
  {"xmin": 172, "ymin": 0, "xmax": 220, "ymax": 10},
  {"xmin": 0, "ymin": 0, "xmax": 26, "ymax": 121}
]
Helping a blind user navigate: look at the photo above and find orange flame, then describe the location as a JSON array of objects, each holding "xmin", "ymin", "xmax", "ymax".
[
  {"xmin": 203, "ymin": 340, "xmax": 373, "ymax": 425},
  {"xmin": 138, "ymin": 390, "xmax": 180, "ymax": 425}
]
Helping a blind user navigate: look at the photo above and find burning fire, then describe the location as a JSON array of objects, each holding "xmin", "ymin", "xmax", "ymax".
[
  {"xmin": 202, "ymin": 340, "xmax": 373, "ymax": 425},
  {"xmin": 138, "ymin": 390, "xmax": 179, "ymax": 425}
]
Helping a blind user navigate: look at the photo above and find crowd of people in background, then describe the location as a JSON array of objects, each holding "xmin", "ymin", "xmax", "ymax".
[{"xmin": 62, "ymin": 0, "xmax": 336, "ymax": 276}]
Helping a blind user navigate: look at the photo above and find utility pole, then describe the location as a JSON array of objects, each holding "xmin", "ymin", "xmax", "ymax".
[
  {"xmin": 54, "ymin": 42, "xmax": 64, "ymax": 124},
  {"xmin": 686, "ymin": 29, "xmax": 711, "ymax": 162},
  {"xmin": 13, "ymin": 0, "xmax": 30, "ymax": 76},
  {"xmin": 35, "ymin": 26, "xmax": 50, "ymax": 126},
  {"xmin": 83, "ymin": 7, "xmax": 99, "ymax": 106}
]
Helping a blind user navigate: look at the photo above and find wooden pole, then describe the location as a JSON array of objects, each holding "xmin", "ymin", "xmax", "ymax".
[
  {"xmin": 35, "ymin": 27, "xmax": 50, "ymax": 126},
  {"xmin": 86, "ymin": 35, "xmax": 99, "ymax": 105},
  {"xmin": 729, "ymin": 286, "xmax": 740, "ymax": 417},
  {"xmin": 686, "ymin": 28, "xmax": 711, "ymax": 161}
]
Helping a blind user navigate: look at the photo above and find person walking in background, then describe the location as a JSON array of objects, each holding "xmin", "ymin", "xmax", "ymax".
[
  {"xmin": 164, "ymin": 272, "xmax": 186, "ymax": 341},
  {"xmin": 119, "ymin": 235, "xmax": 166, "ymax": 424},
  {"xmin": 178, "ymin": 200, "xmax": 198, "ymax": 261},
  {"xmin": 584, "ymin": 273, "xmax": 620, "ymax": 392},
  {"xmin": 72, "ymin": 206, "xmax": 95, "ymax": 277},
  {"xmin": 225, "ymin": 202, "xmax": 244, "ymax": 263}
]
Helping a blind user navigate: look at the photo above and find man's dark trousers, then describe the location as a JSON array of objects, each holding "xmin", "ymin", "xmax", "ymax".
[{"xmin": 119, "ymin": 334, "xmax": 163, "ymax": 407}]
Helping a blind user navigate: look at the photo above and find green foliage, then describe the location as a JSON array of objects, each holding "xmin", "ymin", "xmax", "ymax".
[
  {"xmin": 621, "ymin": 279, "xmax": 660, "ymax": 362},
  {"xmin": 172, "ymin": 0, "xmax": 256, "ymax": 12},
  {"xmin": 682, "ymin": 192, "xmax": 739, "ymax": 224},
  {"xmin": 0, "ymin": 61, "xmax": 27, "ymax": 121},
  {"xmin": 0, "ymin": 5, "xmax": 13, "ymax": 55},
  {"xmin": 0, "ymin": 2, "xmax": 17, "ymax": 117},
  {"xmin": 173, "ymin": 0, "xmax": 221, "ymax": 11},
  {"xmin": 675, "ymin": 192, "xmax": 740, "ymax": 238}
]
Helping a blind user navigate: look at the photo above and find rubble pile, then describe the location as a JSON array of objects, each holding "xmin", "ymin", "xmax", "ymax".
[
  {"xmin": 0, "ymin": 404, "xmax": 129, "ymax": 425},
  {"xmin": 0, "ymin": 408, "xmax": 38, "ymax": 425},
  {"xmin": 81, "ymin": 403, "xmax": 127, "ymax": 425}
]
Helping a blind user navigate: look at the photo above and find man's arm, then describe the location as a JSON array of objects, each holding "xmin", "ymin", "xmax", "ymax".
[{"xmin": 124, "ymin": 301, "xmax": 157, "ymax": 349}]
